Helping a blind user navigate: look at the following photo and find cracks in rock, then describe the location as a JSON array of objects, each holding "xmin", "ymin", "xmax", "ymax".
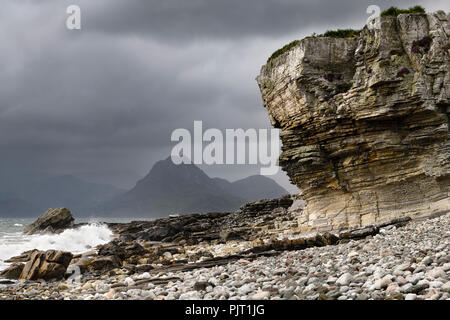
[
  {"xmin": 375, "ymin": 192, "xmax": 381, "ymax": 222},
  {"xmin": 330, "ymin": 158, "xmax": 349, "ymax": 193}
]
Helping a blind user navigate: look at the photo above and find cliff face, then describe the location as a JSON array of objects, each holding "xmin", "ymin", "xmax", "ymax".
[{"xmin": 257, "ymin": 11, "xmax": 450, "ymax": 233}]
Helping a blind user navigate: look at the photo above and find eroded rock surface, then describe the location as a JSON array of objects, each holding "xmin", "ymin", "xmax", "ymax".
[
  {"xmin": 0, "ymin": 263, "xmax": 25, "ymax": 280},
  {"xmin": 20, "ymin": 250, "xmax": 73, "ymax": 281},
  {"xmin": 257, "ymin": 12, "xmax": 450, "ymax": 233},
  {"xmin": 24, "ymin": 208, "xmax": 75, "ymax": 235},
  {"xmin": 107, "ymin": 195, "xmax": 297, "ymax": 244}
]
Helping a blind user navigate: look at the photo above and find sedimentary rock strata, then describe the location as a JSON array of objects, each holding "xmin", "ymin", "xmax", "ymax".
[
  {"xmin": 257, "ymin": 11, "xmax": 450, "ymax": 232},
  {"xmin": 0, "ymin": 263, "xmax": 25, "ymax": 280},
  {"xmin": 20, "ymin": 250, "xmax": 73, "ymax": 281}
]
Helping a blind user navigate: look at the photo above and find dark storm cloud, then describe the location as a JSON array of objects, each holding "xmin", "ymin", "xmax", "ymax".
[
  {"xmin": 0, "ymin": 0, "xmax": 448, "ymax": 192},
  {"xmin": 85, "ymin": 0, "xmax": 433, "ymax": 40}
]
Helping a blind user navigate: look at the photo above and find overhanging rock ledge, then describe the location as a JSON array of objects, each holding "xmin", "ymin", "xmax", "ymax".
[{"xmin": 257, "ymin": 11, "xmax": 450, "ymax": 233}]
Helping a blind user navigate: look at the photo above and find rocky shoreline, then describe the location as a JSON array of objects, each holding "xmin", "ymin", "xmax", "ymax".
[
  {"xmin": 0, "ymin": 201, "xmax": 448, "ymax": 300},
  {"xmin": 0, "ymin": 7, "xmax": 448, "ymax": 303}
]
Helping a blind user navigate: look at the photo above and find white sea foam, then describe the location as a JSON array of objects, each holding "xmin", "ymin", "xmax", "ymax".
[
  {"xmin": 0, "ymin": 223, "xmax": 113, "ymax": 270},
  {"xmin": 13, "ymin": 224, "xmax": 23, "ymax": 227}
]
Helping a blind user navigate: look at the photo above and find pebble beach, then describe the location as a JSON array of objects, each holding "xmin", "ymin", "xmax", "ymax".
[{"xmin": 1, "ymin": 214, "xmax": 448, "ymax": 300}]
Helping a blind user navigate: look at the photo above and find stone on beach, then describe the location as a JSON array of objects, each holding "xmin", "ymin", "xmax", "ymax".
[
  {"xmin": 20, "ymin": 250, "xmax": 73, "ymax": 281},
  {"xmin": 0, "ymin": 214, "xmax": 448, "ymax": 300},
  {"xmin": 336, "ymin": 273, "xmax": 353, "ymax": 286}
]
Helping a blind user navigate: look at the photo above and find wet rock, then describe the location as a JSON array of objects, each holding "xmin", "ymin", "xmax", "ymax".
[
  {"xmin": 138, "ymin": 226, "xmax": 175, "ymax": 241},
  {"xmin": 124, "ymin": 243, "xmax": 148, "ymax": 257},
  {"xmin": 24, "ymin": 208, "xmax": 75, "ymax": 235},
  {"xmin": 89, "ymin": 256, "xmax": 121, "ymax": 272},
  {"xmin": 5, "ymin": 249, "xmax": 40, "ymax": 263},
  {"xmin": 0, "ymin": 263, "xmax": 25, "ymax": 279},
  {"xmin": 107, "ymin": 195, "xmax": 298, "ymax": 245},
  {"xmin": 193, "ymin": 281, "xmax": 214, "ymax": 291},
  {"xmin": 1, "ymin": 211, "xmax": 448, "ymax": 301},
  {"xmin": 340, "ymin": 227, "xmax": 379, "ymax": 240},
  {"xmin": 98, "ymin": 242, "xmax": 127, "ymax": 259},
  {"xmin": 20, "ymin": 250, "xmax": 73, "ymax": 281}
]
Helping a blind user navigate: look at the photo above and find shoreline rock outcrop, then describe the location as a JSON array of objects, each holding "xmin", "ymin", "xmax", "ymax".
[
  {"xmin": 0, "ymin": 263, "xmax": 25, "ymax": 280},
  {"xmin": 23, "ymin": 208, "xmax": 75, "ymax": 235},
  {"xmin": 1, "ymin": 213, "xmax": 448, "ymax": 300},
  {"xmin": 257, "ymin": 11, "xmax": 450, "ymax": 233},
  {"xmin": 19, "ymin": 250, "xmax": 73, "ymax": 281},
  {"xmin": 107, "ymin": 195, "xmax": 297, "ymax": 244}
]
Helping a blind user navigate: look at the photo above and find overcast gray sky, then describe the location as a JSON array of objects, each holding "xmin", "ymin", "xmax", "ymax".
[{"xmin": 0, "ymin": 0, "xmax": 448, "ymax": 193}]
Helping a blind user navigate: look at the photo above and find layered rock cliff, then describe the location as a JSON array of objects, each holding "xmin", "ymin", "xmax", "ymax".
[{"xmin": 257, "ymin": 11, "xmax": 450, "ymax": 233}]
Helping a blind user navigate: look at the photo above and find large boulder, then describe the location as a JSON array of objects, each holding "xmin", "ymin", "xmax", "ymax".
[
  {"xmin": 24, "ymin": 208, "xmax": 75, "ymax": 235},
  {"xmin": 20, "ymin": 250, "xmax": 73, "ymax": 281}
]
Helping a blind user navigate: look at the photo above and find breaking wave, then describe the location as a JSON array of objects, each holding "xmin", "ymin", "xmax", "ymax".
[{"xmin": 0, "ymin": 223, "xmax": 113, "ymax": 270}]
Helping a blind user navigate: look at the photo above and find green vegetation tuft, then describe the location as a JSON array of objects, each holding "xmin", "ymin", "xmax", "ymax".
[
  {"xmin": 267, "ymin": 40, "xmax": 301, "ymax": 63},
  {"xmin": 319, "ymin": 29, "xmax": 361, "ymax": 38},
  {"xmin": 381, "ymin": 6, "xmax": 425, "ymax": 17},
  {"xmin": 267, "ymin": 28, "xmax": 362, "ymax": 63},
  {"xmin": 266, "ymin": 6, "xmax": 427, "ymax": 65}
]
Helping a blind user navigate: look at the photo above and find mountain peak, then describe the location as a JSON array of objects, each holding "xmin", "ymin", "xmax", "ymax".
[{"xmin": 103, "ymin": 157, "xmax": 288, "ymax": 218}]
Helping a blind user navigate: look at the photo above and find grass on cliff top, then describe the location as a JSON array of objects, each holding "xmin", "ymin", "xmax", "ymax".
[
  {"xmin": 381, "ymin": 6, "xmax": 425, "ymax": 17},
  {"xmin": 267, "ymin": 29, "xmax": 360, "ymax": 63},
  {"xmin": 267, "ymin": 40, "xmax": 301, "ymax": 63},
  {"xmin": 266, "ymin": 5, "xmax": 427, "ymax": 64},
  {"xmin": 318, "ymin": 29, "xmax": 362, "ymax": 38}
]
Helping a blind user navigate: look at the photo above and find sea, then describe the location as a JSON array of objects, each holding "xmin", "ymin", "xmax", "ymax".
[{"xmin": 0, "ymin": 217, "xmax": 145, "ymax": 271}]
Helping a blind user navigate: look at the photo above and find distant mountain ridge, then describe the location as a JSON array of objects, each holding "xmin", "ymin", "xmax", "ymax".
[
  {"xmin": 213, "ymin": 175, "xmax": 288, "ymax": 201},
  {"xmin": 99, "ymin": 157, "xmax": 288, "ymax": 218},
  {"xmin": 0, "ymin": 158, "xmax": 288, "ymax": 218}
]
